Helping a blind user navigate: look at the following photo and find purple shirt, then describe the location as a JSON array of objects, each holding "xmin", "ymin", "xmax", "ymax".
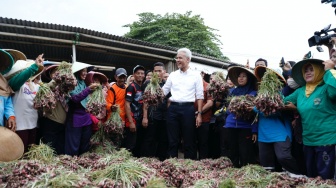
[{"xmin": 70, "ymin": 87, "xmax": 92, "ymax": 127}]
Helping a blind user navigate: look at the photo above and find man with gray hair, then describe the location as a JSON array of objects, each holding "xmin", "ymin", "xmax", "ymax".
[{"xmin": 162, "ymin": 48, "xmax": 204, "ymax": 159}]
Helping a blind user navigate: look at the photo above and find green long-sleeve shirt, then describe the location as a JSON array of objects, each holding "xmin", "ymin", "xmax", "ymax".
[
  {"xmin": 284, "ymin": 69, "xmax": 336, "ymax": 146},
  {"xmin": 8, "ymin": 64, "xmax": 38, "ymax": 92}
]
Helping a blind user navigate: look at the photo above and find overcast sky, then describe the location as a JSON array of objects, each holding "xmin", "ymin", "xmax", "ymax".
[{"xmin": 1, "ymin": 0, "xmax": 336, "ymax": 68}]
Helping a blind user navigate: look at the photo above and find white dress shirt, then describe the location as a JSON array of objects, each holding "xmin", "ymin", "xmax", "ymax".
[{"xmin": 162, "ymin": 68, "xmax": 204, "ymax": 102}]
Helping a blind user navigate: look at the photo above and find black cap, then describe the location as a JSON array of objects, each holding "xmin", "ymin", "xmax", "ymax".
[
  {"xmin": 115, "ymin": 68, "xmax": 127, "ymax": 77},
  {"xmin": 133, "ymin": 65, "xmax": 145, "ymax": 74}
]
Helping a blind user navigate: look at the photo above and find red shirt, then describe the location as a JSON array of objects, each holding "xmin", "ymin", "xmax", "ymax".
[{"xmin": 195, "ymin": 80, "xmax": 213, "ymax": 123}]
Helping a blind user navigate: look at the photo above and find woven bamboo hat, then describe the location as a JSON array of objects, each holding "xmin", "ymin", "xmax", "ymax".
[
  {"xmin": 0, "ymin": 49, "xmax": 14, "ymax": 75},
  {"xmin": 254, "ymin": 66, "xmax": 286, "ymax": 84},
  {"xmin": 0, "ymin": 127, "xmax": 24, "ymax": 162},
  {"xmin": 85, "ymin": 71, "xmax": 108, "ymax": 85},
  {"xmin": 3, "ymin": 60, "xmax": 44, "ymax": 80},
  {"xmin": 3, "ymin": 49, "xmax": 27, "ymax": 62},
  {"xmin": 228, "ymin": 66, "xmax": 258, "ymax": 87},
  {"xmin": 292, "ymin": 59, "xmax": 324, "ymax": 86},
  {"xmin": 42, "ymin": 64, "xmax": 59, "ymax": 82}
]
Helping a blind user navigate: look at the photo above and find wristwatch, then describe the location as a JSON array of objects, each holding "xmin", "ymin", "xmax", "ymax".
[{"xmin": 195, "ymin": 111, "xmax": 202, "ymax": 115}]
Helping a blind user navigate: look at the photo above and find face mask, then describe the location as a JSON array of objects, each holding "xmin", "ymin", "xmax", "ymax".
[{"xmin": 287, "ymin": 78, "xmax": 300, "ymax": 89}]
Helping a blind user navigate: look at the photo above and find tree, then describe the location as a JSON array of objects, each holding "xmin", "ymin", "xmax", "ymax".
[{"xmin": 123, "ymin": 11, "xmax": 229, "ymax": 61}]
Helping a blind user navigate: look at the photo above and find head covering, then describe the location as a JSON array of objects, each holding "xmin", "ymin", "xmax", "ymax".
[
  {"xmin": 71, "ymin": 78, "xmax": 88, "ymax": 109},
  {"xmin": 0, "ymin": 50, "xmax": 14, "ymax": 96},
  {"xmin": 302, "ymin": 63, "xmax": 324, "ymax": 97},
  {"xmin": 0, "ymin": 74, "xmax": 13, "ymax": 96},
  {"xmin": 292, "ymin": 59, "xmax": 324, "ymax": 86},
  {"xmin": 3, "ymin": 49, "xmax": 27, "ymax": 62},
  {"xmin": 115, "ymin": 68, "xmax": 127, "ymax": 77},
  {"xmin": 0, "ymin": 49, "xmax": 14, "ymax": 75},
  {"xmin": 71, "ymin": 62, "xmax": 94, "ymax": 108},
  {"xmin": 42, "ymin": 64, "xmax": 59, "ymax": 83},
  {"xmin": 228, "ymin": 66, "xmax": 257, "ymax": 96},
  {"xmin": 133, "ymin": 65, "xmax": 145, "ymax": 74},
  {"xmin": 254, "ymin": 66, "xmax": 286, "ymax": 84},
  {"xmin": 0, "ymin": 126, "xmax": 24, "ymax": 162},
  {"xmin": 3, "ymin": 60, "xmax": 44, "ymax": 80},
  {"xmin": 72, "ymin": 61, "xmax": 94, "ymax": 74},
  {"xmin": 85, "ymin": 71, "xmax": 108, "ymax": 86},
  {"xmin": 228, "ymin": 66, "xmax": 257, "ymax": 87}
]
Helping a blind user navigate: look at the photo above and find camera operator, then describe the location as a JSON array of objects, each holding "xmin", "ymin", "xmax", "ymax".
[
  {"xmin": 326, "ymin": 37, "xmax": 336, "ymax": 65},
  {"xmin": 280, "ymin": 60, "xmax": 300, "ymax": 93}
]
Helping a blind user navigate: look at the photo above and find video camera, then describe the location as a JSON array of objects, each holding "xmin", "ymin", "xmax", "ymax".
[
  {"xmin": 308, "ymin": 24, "xmax": 336, "ymax": 51},
  {"xmin": 322, "ymin": 0, "xmax": 336, "ymax": 15},
  {"xmin": 322, "ymin": 0, "xmax": 336, "ymax": 8}
]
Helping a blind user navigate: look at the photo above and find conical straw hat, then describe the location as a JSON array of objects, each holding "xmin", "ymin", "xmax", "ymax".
[
  {"xmin": 0, "ymin": 126, "xmax": 24, "ymax": 162},
  {"xmin": 72, "ymin": 61, "xmax": 94, "ymax": 74},
  {"xmin": 0, "ymin": 49, "xmax": 14, "ymax": 75}
]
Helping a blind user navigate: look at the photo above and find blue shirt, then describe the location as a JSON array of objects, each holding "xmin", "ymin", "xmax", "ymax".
[
  {"xmin": 254, "ymin": 108, "xmax": 292, "ymax": 143},
  {"xmin": 0, "ymin": 96, "xmax": 15, "ymax": 126},
  {"xmin": 225, "ymin": 90, "xmax": 258, "ymax": 133}
]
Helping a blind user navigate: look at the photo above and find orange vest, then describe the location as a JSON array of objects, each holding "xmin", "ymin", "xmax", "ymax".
[{"xmin": 106, "ymin": 83, "xmax": 126, "ymax": 122}]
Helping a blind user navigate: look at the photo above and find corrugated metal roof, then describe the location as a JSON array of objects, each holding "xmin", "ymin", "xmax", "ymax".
[{"xmin": 0, "ymin": 17, "xmax": 237, "ymax": 76}]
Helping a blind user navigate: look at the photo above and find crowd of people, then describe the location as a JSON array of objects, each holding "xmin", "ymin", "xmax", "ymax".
[{"xmin": 0, "ymin": 45, "xmax": 336, "ymax": 181}]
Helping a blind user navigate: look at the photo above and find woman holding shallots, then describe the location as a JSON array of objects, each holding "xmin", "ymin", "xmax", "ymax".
[
  {"xmin": 225, "ymin": 66, "xmax": 258, "ymax": 168},
  {"xmin": 284, "ymin": 58, "xmax": 336, "ymax": 179},
  {"xmin": 64, "ymin": 62, "xmax": 99, "ymax": 156}
]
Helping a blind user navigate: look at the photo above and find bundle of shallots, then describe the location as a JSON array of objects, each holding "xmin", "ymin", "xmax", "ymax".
[
  {"xmin": 86, "ymin": 85, "xmax": 106, "ymax": 117},
  {"xmin": 254, "ymin": 69, "xmax": 284, "ymax": 116},
  {"xmin": 33, "ymin": 83, "xmax": 57, "ymax": 115},
  {"xmin": 104, "ymin": 106, "xmax": 124, "ymax": 143},
  {"xmin": 142, "ymin": 73, "xmax": 165, "ymax": 107},
  {"xmin": 228, "ymin": 95, "xmax": 255, "ymax": 121},
  {"xmin": 207, "ymin": 72, "xmax": 229, "ymax": 100},
  {"xmin": 53, "ymin": 61, "xmax": 77, "ymax": 93}
]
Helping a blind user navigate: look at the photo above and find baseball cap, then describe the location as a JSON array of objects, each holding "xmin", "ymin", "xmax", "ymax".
[
  {"xmin": 133, "ymin": 65, "xmax": 145, "ymax": 74},
  {"xmin": 115, "ymin": 68, "xmax": 127, "ymax": 77}
]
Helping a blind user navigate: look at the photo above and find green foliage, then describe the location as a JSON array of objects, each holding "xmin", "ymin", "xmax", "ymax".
[{"xmin": 124, "ymin": 11, "xmax": 229, "ymax": 60}]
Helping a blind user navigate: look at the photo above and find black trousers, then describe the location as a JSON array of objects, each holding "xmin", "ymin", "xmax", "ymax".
[
  {"xmin": 40, "ymin": 117, "xmax": 65, "ymax": 155},
  {"xmin": 208, "ymin": 123, "xmax": 221, "ymax": 159},
  {"xmin": 227, "ymin": 128, "xmax": 255, "ymax": 167},
  {"xmin": 140, "ymin": 119, "xmax": 157, "ymax": 157},
  {"xmin": 122, "ymin": 118, "xmax": 142, "ymax": 157},
  {"xmin": 196, "ymin": 122, "xmax": 209, "ymax": 159},
  {"xmin": 166, "ymin": 103, "xmax": 196, "ymax": 159},
  {"xmin": 220, "ymin": 125, "xmax": 230, "ymax": 157},
  {"xmin": 135, "ymin": 118, "xmax": 168, "ymax": 159},
  {"xmin": 154, "ymin": 119, "xmax": 169, "ymax": 161},
  {"xmin": 259, "ymin": 137, "xmax": 300, "ymax": 174}
]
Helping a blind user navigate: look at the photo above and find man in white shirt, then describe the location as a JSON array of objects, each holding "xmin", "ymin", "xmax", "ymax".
[{"xmin": 162, "ymin": 48, "xmax": 204, "ymax": 159}]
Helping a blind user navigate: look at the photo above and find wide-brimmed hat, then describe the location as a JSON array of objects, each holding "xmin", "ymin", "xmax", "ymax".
[
  {"xmin": 72, "ymin": 61, "xmax": 94, "ymax": 74},
  {"xmin": 0, "ymin": 49, "xmax": 14, "ymax": 75},
  {"xmin": 228, "ymin": 66, "xmax": 258, "ymax": 87},
  {"xmin": 41, "ymin": 64, "xmax": 58, "ymax": 83},
  {"xmin": 0, "ymin": 127, "xmax": 24, "ymax": 162},
  {"xmin": 3, "ymin": 49, "xmax": 27, "ymax": 62},
  {"xmin": 3, "ymin": 60, "xmax": 44, "ymax": 80},
  {"xmin": 254, "ymin": 66, "xmax": 286, "ymax": 83},
  {"xmin": 292, "ymin": 59, "xmax": 324, "ymax": 86},
  {"xmin": 85, "ymin": 71, "xmax": 108, "ymax": 85}
]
